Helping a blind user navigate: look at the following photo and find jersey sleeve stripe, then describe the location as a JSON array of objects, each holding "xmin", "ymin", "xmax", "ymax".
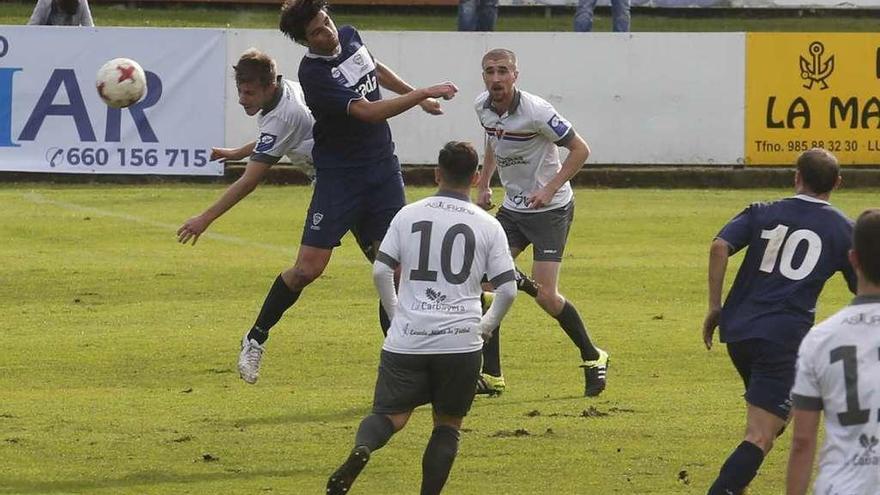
[
  {"xmin": 554, "ymin": 128, "xmax": 575, "ymax": 147},
  {"xmin": 375, "ymin": 250, "xmax": 399, "ymax": 269},
  {"xmin": 791, "ymin": 393, "xmax": 823, "ymax": 411},
  {"xmin": 489, "ymin": 269, "xmax": 516, "ymax": 289}
]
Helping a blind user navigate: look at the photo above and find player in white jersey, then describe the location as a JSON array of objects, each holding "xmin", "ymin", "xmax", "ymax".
[
  {"xmin": 473, "ymin": 48, "xmax": 609, "ymax": 397},
  {"xmin": 787, "ymin": 209, "xmax": 880, "ymax": 495},
  {"xmin": 177, "ymin": 48, "xmax": 314, "ymax": 246},
  {"xmin": 326, "ymin": 142, "xmax": 517, "ymax": 495}
]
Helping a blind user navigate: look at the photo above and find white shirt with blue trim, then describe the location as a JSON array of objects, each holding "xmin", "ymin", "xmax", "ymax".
[{"xmin": 475, "ymin": 89, "xmax": 575, "ymax": 213}]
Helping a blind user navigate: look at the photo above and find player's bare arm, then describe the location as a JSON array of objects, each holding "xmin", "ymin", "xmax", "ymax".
[
  {"xmin": 211, "ymin": 141, "xmax": 256, "ymax": 162},
  {"xmin": 527, "ymin": 132, "xmax": 589, "ymax": 209},
  {"xmin": 374, "ymin": 61, "xmax": 443, "ymax": 116},
  {"xmin": 348, "ymin": 82, "xmax": 458, "ymax": 124},
  {"xmin": 785, "ymin": 408, "xmax": 820, "ymax": 495},
  {"xmin": 476, "ymin": 136, "xmax": 497, "ymax": 210},
  {"xmin": 703, "ymin": 238, "xmax": 731, "ymax": 349},
  {"xmin": 177, "ymin": 161, "xmax": 271, "ymax": 245}
]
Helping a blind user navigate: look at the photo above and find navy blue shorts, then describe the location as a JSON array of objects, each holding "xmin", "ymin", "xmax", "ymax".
[
  {"xmin": 726, "ymin": 338, "xmax": 797, "ymax": 420},
  {"xmin": 301, "ymin": 156, "xmax": 405, "ymax": 250}
]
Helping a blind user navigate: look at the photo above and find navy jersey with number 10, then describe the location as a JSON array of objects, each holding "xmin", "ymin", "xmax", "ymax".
[
  {"xmin": 717, "ymin": 195, "xmax": 856, "ymax": 350},
  {"xmin": 298, "ymin": 25, "xmax": 394, "ymax": 169}
]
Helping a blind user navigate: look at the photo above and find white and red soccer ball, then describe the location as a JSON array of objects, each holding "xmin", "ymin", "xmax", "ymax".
[{"xmin": 95, "ymin": 58, "xmax": 146, "ymax": 108}]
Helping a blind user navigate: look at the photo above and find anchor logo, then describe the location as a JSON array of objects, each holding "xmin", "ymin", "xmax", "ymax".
[{"xmin": 800, "ymin": 41, "xmax": 834, "ymax": 90}]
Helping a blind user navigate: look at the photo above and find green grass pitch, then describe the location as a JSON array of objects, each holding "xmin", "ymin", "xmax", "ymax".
[{"xmin": 0, "ymin": 183, "xmax": 872, "ymax": 494}]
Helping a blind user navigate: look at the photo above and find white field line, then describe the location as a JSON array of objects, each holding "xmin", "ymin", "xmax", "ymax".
[{"xmin": 22, "ymin": 192, "xmax": 294, "ymax": 256}]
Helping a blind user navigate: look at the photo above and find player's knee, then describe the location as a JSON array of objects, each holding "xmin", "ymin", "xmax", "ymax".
[
  {"xmin": 286, "ymin": 263, "xmax": 324, "ymax": 288},
  {"xmin": 535, "ymin": 288, "xmax": 562, "ymax": 313},
  {"xmin": 744, "ymin": 429, "xmax": 774, "ymax": 454}
]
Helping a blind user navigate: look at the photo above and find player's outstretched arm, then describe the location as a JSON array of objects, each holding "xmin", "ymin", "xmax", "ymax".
[
  {"xmin": 528, "ymin": 132, "xmax": 590, "ymax": 209},
  {"xmin": 476, "ymin": 138, "xmax": 498, "ymax": 210},
  {"xmin": 348, "ymin": 82, "xmax": 458, "ymax": 124},
  {"xmin": 176, "ymin": 161, "xmax": 270, "ymax": 246},
  {"xmin": 703, "ymin": 238, "xmax": 731, "ymax": 349},
  {"xmin": 375, "ymin": 61, "xmax": 443, "ymax": 115},
  {"xmin": 211, "ymin": 141, "xmax": 256, "ymax": 162},
  {"xmin": 785, "ymin": 408, "xmax": 820, "ymax": 495}
]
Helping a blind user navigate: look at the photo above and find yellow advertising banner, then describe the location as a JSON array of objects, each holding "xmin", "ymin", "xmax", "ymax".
[{"xmin": 746, "ymin": 33, "xmax": 880, "ymax": 165}]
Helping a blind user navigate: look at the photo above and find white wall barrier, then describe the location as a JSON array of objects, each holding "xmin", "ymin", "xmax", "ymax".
[
  {"xmin": 5, "ymin": 27, "xmax": 874, "ymax": 172},
  {"xmin": 226, "ymin": 30, "xmax": 745, "ymax": 165},
  {"xmin": 0, "ymin": 26, "xmax": 225, "ymax": 175}
]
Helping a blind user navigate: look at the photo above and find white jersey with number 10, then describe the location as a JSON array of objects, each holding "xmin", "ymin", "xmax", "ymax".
[{"xmin": 377, "ymin": 193, "xmax": 515, "ymax": 355}]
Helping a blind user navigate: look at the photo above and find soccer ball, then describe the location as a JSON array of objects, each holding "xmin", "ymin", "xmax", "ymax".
[{"xmin": 95, "ymin": 58, "xmax": 146, "ymax": 108}]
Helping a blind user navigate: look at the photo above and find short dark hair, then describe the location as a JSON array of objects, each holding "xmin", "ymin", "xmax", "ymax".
[
  {"xmin": 279, "ymin": 0, "xmax": 328, "ymax": 44},
  {"xmin": 482, "ymin": 48, "xmax": 517, "ymax": 68},
  {"xmin": 854, "ymin": 209, "xmax": 880, "ymax": 285},
  {"xmin": 233, "ymin": 48, "xmax": 276, "ymax": 88},
  {"xmin": 438, "ymin": 141, "xmax": 478, "ymax": 187},
  {"xmin": 797, "ymin": 148, "xmax": 839, "ymax": 195}
]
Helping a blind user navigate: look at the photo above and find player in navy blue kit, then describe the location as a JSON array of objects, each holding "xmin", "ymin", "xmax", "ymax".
[
  {"xmin": 702, "ymin": 148, "xmax": 857, "ymax": 495},
  {"xmin": 232, "ymin": 0, "xmax": 459, "ymax": 385}
]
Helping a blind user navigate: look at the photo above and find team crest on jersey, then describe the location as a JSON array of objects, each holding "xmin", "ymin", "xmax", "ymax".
[
  {"xmin": 312, "ymin": 212, "xmax": 324, "ymax": 226},
  {"xmin": 353, "ymin": 54, "xmax": 364, "ymax": 66},
  {"xmin": 547, "ymin": 114, "xmax": 571, "ymax": 137},
  {"xmin": 255, "ymin": 133, "xmax": 277, "ymax": 153}
]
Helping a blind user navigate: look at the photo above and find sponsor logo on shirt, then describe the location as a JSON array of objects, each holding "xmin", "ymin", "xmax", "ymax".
[
  {"xmin": 255, "ymin": 133, "xmax": 277, "ymax": 153},
  {"xmin": 423, "ymin": 200, "xmax": 475, "ymax": 215},
  {"xmin": 356, "ymin": 74, "xmax": 378, "ymax": 97},
  {"xmin": 843, "ymin": 313, "xmax": 880, "ymax": 325},
  {"xmin": 845, "ymin": 434, "xmax": 879, "ymax": 467},
  {"xmin": 495, "ymin": 155, "xmax": 528, "ymax": 169},
  {"xmin": 401, "ymin": 322, "xmax": 473, "ymax": 337},
  {"xmin": 411, "ymin": 288, "xmax": 466, "ymax": 313},
  {"xmin": 547, "ymin": 113, "xmax": 571, "ymax": 137}
]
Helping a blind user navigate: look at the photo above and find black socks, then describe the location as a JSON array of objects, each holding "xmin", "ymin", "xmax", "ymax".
[
  {"xmin": 355, "ymin": 414, "xmax": 395, "ymax": 452},
  {"xmin": 555, "ymin": 301, "xmax": 599, "ymax": 362},
  {"xmin": 420, "ymin": 425, "xmax": 460, "ymax": 495},
  {"xmin": 247, "ymin": 274, "xmax": 301, "ymax": 344},
  {"xmin": 707, "ymin": 441, "xmax": 765, "ymax": 495}
]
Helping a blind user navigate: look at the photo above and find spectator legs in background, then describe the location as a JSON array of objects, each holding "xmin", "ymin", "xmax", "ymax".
[
  {"xmin": 476, "ymin": 0, "xmax": 498, "ymax": 31},
  {"xmin": 574, "ymin": 0, "xmax": 630, "ymax": 32},
  {"xmin": 458, "ymin": 0, "xmax": 497, "ymax": 31},
  {"xmin": 611, "ymin": 0, "xmax": 631, "ymax": 32},
  {"xmin": 573, "ymin": 0, "xmax": 598, "ymax": 32}
]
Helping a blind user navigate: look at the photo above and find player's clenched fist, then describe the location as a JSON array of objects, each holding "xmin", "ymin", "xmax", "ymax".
[{"xmin": 425, "ymin": 82, "xmax": 458, "ymax": 101}]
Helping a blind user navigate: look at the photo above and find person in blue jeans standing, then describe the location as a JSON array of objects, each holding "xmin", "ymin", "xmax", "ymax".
[
  {"xmin": 574, "ymin": 0, "xmax": 630, "ymax": 32},
  {"xmin": 458, "ymin": 0, "xmax": 497, "ymax": 31}
]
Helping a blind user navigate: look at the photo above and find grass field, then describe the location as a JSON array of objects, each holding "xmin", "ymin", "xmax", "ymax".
[
  {"xmin": 2, "ymin": 1, "xmax": 880, "ymax": 31},
  {"xmin": 0, "ymin": 183, "xmax": 872, "ymax": 494}
]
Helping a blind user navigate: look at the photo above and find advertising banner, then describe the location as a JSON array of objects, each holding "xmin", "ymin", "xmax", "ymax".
[
  {"xmin": 746, "ymin": 33, "xmax": 880, "ymax": 165},
  {"xmin": 0, "ymin": 27, "xmax": 225, "ymax": 175}
]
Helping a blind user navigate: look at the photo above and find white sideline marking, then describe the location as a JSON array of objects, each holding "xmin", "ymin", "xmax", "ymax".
[{"xmin": 22, "ymin": 192, "xmax": 293, "ymax": 256}]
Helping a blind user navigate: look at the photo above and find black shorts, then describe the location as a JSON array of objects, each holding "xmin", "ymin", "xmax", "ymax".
[
  {"xmin": 372, "ymin": 349, "xmax": 482, "ymax": 418},
  {"xmin": 726, "ymin": 338, "xmax": 797, "ymax": 420},
  {"xmin": 301, "ymin": 156, "xmax": 406, "ymax": 250},
  {"xmin": 496, "ymin": 201, "xmax": 574, "ymax": 262}
]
